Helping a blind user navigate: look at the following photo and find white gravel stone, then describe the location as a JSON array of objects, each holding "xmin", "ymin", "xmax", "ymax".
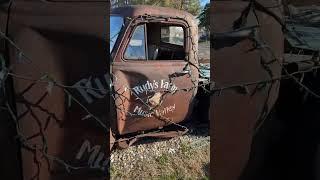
[{"xmin": 110, "ymin": 125, "xmax": 209, "ymax": 172}]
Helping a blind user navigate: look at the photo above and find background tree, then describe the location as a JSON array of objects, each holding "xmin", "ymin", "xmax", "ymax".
[
  {"xmin": 111, "ymin": 0, "xmax": 201, "ymax": 16},
  {"xmin": 198, "ymin": 3, "xmax": 210, "ymax": 32}
]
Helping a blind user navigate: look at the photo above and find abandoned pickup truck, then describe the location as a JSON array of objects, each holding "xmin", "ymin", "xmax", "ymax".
[
  {"xmin": 110, "ymin": 6, "xmax": 209, "ymax": 149},
  {"xmin": 0, "ymin": 2, "xmax": 208, "ymax": 179}
]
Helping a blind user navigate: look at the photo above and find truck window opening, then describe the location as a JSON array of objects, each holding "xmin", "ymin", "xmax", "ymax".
[
  {"xmin": 147, "ymin": 23, "xmax": 185, "ymax": 60},
  {"xmin": 124, "ymin": 24, "xmax": 146, "ymax": 60},
  {"xmin": 124, "ymin": 22, "xmax": 186, "ymax": 61}
]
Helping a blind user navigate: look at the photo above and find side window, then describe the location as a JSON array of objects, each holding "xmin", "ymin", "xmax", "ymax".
[
  {"xmin": 161, "ymin": 26, "xmax": 184, "ymax": 46},
  {"xmin": 124, "ymin": 25, "xmax": 146, "ymax": 60}
]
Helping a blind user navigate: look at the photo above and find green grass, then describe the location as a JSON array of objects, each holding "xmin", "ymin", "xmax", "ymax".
[
  {"xmin": 201, "ymin": 176, "xmax": 209, "ymax": 180},
  {"xmin": 180, "ymin": 142, "xmax": 193, "ymax": 157},
  {"xmin": 110, "ymin": 140, "xmax": 210, "ymax": 180},
  {"xmin": 157, "ymin": 170, "xmax": 186, "ymax": 180},
  {"xmin": 110, "ymin": 165, "xmax": 122, "ymax": 178},
  {"xmin": 156, "ymin": 154, "xmax": 169, "ymax": 166}
]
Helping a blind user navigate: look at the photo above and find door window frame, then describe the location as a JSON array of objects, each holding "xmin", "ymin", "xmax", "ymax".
[{"xmin": 118, "ymin": 17, "xmax": 190, "ymax": 62}]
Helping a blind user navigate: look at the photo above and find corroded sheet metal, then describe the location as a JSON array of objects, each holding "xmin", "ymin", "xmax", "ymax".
[
  {"xmin": 283, "ymin": 0, "xmax": 320, "ymax": 6},
  {"xmin": 112, "ymin": 61, "xmax": 196, "ymax": 134},
  {"xmin": 111, "ymin": 6, "xmax": 199, "ymax": 135},
  {"xmin": 211, "ymin": 1, "xmax": 283, "ymax": 180},
  {"xmin": 7, "ymin": 1, "xmax": 109, "ymax": 179},
  {"xmin": 112, "ymin": 5, "xmax": 196, "ymax": 26}
]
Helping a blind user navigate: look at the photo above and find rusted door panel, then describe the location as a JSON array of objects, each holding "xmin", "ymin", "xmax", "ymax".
[
  {"xmin": 8, "ymin": 1, "xmax": 109, "ymax": 180},
  {"xmin": 111, "ymin": 10, "xmax": 199, "ymax": 135},
  {"xmin": 112, "ymin": 61, "xmax": 194, "ymax": 135},
  {"xmin": 211, "ymin": 1, "xmax": 283, "ymax": 180}
]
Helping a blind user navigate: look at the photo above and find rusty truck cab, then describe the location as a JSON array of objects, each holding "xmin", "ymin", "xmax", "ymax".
[{"xmin": 110, "ymin": 6, "xmax": 199, "ymax": 141}]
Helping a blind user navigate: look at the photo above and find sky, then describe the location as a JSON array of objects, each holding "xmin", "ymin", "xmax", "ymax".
[{"xmin": 200, "ymin": 0, "xmax": 210, "ymax": 7}]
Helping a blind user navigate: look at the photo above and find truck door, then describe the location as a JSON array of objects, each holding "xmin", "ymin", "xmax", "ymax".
[{"xmin": 112, "ymin": 17, "xmax": 198, "ymax": 135}]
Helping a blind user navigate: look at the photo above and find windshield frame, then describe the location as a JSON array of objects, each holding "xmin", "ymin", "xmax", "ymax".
[{"xmin": 110, "ymin": 14, "xmax": 124, "ymax": 58}]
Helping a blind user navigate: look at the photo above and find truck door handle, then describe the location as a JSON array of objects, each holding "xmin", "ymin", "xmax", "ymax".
[
  {"xmin": 169, "ymin": 66, "xmax": 191, "ymax": 78},
  {"xmin": 181, "ymin": 69, "xmax": 190, "ymax": 74},
  {"xmin": 181, "ymin": 65, "xmax": 191, "ymax": 74}
]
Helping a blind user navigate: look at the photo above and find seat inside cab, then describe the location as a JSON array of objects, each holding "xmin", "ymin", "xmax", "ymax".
[{"xmin": 146, "ymin": 23, "xmax": 186, "ymax": 60}]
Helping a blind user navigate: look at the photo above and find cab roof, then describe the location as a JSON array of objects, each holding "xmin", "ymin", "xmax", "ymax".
[{"xmin": 111, "ymin": 5, "xmax": 196, "ymax": 25}]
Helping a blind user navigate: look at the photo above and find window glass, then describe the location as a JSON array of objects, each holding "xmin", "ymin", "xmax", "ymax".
[
  {"xmin": 124, "ymin": 25, "xmax": 146, "ymax": 60},
  {"xmin": 161, "ymin": 26, "xmax": 184, "ymax": 46},
  {"xmin": 110, "ymin": 15, "xmax": 123, "ymax": 53}
]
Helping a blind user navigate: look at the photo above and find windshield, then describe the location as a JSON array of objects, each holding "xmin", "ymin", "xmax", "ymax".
[{"xmin": 110, "ymin": 15, "xmax": 123, "ymax": 53}]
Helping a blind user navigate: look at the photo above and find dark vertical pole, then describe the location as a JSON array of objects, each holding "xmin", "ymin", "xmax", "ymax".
[{"xmin": 0, "ymin": 1, "xmax": 23, "ymax": 180}]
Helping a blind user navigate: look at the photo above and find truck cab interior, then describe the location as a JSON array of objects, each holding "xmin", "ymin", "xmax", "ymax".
[
  {"xmin": 124, "ymin": 22, "xmax": 186, "ymax": 61},
  {"xmin": 146, "ymin": 22, "xmax": 186, "ymax": 60}
]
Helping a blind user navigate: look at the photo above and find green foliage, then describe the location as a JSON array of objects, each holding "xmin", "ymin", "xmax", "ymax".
[
  {"xmin": 186, "ymin": 0, "xmax": 201, "ymax": 16},
  {"xmin": 180, "ymin": 142, "xmax": 193, "ymax": 157},
  {"xmin": 158, "ymin": 171, "xmax": 186, "ymax": 180},
  {"xmin": 156, "ymin": 154, "xmax": 169, "ymax": 166},
  {"xmin": 201, "ymin": 176, "xmax": 209, "ymax": 180},
  {"xmin": 111, "ymin": 0, "xmax": 201, "ymax": 16},
  {"xmin": 198, "ymin": 3, "xmax": 210, "ymax": 31}
]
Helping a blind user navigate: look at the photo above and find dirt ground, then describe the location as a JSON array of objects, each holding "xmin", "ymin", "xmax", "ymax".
[{"xmin": 199, "ymin": 41, "xmax": 210, "ymax": 63}]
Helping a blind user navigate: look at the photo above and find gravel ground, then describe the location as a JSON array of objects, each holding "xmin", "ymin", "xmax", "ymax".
[{"xmin": 110, "ymin": 123, "xmax": 210, "ymax": 180}]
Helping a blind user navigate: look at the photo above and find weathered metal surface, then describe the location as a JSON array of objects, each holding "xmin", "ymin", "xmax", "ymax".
[
  {"xmin": 283, "ymin": 0, "xmax": 320, "ymax": 6},
  {"xmin": 285, "ymin": 5, "xmax": 320, "ymax": 51},
  {"xmin": 286, "ymin": 6, "xmax": 320, "ymax": 26},
  {"xmin": 111, "ymin": 6, "xmax": 199, "ymax": 135},
  {"xmin": 286, "ymin": 24, "xmax": 320, "ymax": 51},
  {"xmin": 211, "ymin": 1, "xmax": 283, "ymax": 180},
  {"xmin": 111, "ymin": 5, "xmax": 196, "ymax": 27},
  {"xmin": 4, "ymin": 1, "xmax": 109, "ymax": 180}
]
